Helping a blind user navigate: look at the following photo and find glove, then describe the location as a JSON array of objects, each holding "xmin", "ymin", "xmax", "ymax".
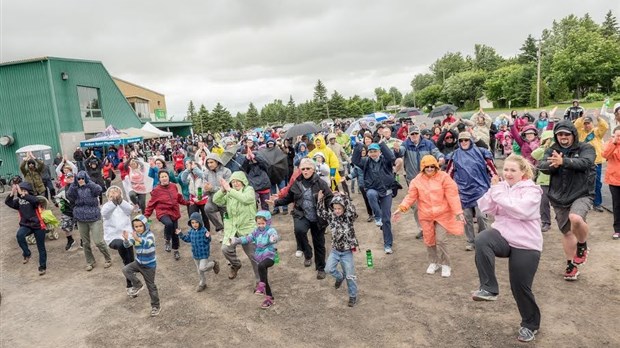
[{"xmin": 330, "ymin": 168, "xmax": 336, "ymax": 176}]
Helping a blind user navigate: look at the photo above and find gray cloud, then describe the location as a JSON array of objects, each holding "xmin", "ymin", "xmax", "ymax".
[{"xmin": 1, "ymin": 0, "xmax": 613, "ymax": 118}]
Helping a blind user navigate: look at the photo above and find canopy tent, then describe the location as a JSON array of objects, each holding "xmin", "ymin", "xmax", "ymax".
[
  {"xmin": 80, "ymin": 125, "xmax": 142, "ymax": 147},
  {"xmin": 142, "ymin": 122, "xmax": 173, "ymax": 137},
  {"xmin": 123, "ymin": 127, "xmax": 162, "ymax": 139}
]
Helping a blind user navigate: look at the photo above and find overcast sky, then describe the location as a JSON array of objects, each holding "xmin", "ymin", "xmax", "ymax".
[{"xmin": 1, "ymin": 1, "xmax": 615, "ymax": 119}]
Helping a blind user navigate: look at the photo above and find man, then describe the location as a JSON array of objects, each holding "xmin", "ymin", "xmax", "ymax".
[
  {"xmin": 19, "ymin": 152, "xmax": 46, "ymax": 196},
  {"xmin": 564, "ymin": 100, "xmax": 584, "ymax": 121},
  {"xmin": 445, "ymin": 132, "xmax": 497, "ymax": 251},
  {"xmin": 203, "ymin": 153, "xmax": 232, "ymax": 234},
  {"xmin": 538, "ymin": 121, "xmax": 596, "ymax": 281},
  {"xmin": 334, "ymin": 127, "xmax": 352, "ymax": 155},
  {"xmin": 574, "ymin": 113, "xmax": 608, "ymax": 212},
  {"xmin": 352, "ymin": 142, "xmax": 396, "ymax": 254},
  {"xmin": 73, "ymin": 147, "xmax": 85, "ymax": 171},
  {"xmin": 442, "ymin": 112, "xmax": 457, "ymax": 127}
]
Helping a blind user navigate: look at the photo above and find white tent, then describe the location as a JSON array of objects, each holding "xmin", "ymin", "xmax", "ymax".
[
  {"xmin": 123, "ymin": 127, "xmax": 162, "ymax": 139},
  {"xmin": 141, "ymin": 122, "xmax": 173, "ymax": 137}
]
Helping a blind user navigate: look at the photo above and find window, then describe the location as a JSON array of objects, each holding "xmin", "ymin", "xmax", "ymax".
[
  {"xmin": 129, "ymin": 100, "xmax": 150, "ymax": 119},
  {"xmin": 77, "ymin": 86, "xmax": 103, "ymax": 118}
]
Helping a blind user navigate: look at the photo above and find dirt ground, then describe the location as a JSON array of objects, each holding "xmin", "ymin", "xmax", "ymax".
[{"xmin": 1, "ymin": 174, "xmax": 619, "ymax": 348}]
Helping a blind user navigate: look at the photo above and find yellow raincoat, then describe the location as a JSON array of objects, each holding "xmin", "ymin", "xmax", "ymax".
[{"xmin": 307, "ymin": 135, "xmax": 341, "ymax": 189}]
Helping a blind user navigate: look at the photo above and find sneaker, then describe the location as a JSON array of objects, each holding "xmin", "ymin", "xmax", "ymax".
[
  {"xmin": 126, "ymin": 288, "xmax": 133, "ymax": 297},
  {"xmin": 79, "ymin": 239, "xmax": 83, "ymax": 249},
  {"xmin": 317, "ymin": 271, "xmax": 326, "ymax": 280},
  {"xmin": 426, "ymin": 263, "xmax": 441, "ymax": 275},
  {"xmin": 375, "ymin": 219, "xmax": 383, "ymax": 227},
  {"xmin": 22, "ymin": 256, "xmax": 31, "ymax": 264},
  {"xmin": 564, "ymin": 262, "xmax": 579, "ymax": 281},
  {"xmin": 334, "ymin": 277, "xmax": 344, "ymax": 289},
  {"xmin": 366, "ymin": 216, "xmax": 373, "ymax": 223},
  {"xmin": 164, "ymin": 240, "xmax": 172, "ymax": 252},
  {"xmin": 465, "ymin": 244, "xmax": 475, "ymax": 251},
  {"xmin": 103, "ymin": 261, "xmax": 112, "ymax": 268},
  {"xmin": 173, "ymin": 250, "xmax": 180, "ymax": 260},
  {"xmin": 196, "ymin": 284, "xmax": 207, "ymax": 292},
  {"xmin": 415, "ymin": 230, "xmax": 423, "ymax": 240},
  {"xmin": 228, "ymin": 266, "xmax": 240, "ymax": 280},
  {"xmin": 613, "ymin": 232, "xmax": 620, "ymax": 240},
  {"xmin": 128, "ymin": 284, "xmax": 145, "ymax": 297},
  {"xmin": 517, "ymin": 327, "xmax": 538, "ymax": 342},
  {"xmin": 261, "ymin": 296, "xmax": 274, "ymax": 309},
  {"xmin": 254, "ymin": 281, "xmax": 266, "ymax": 295},
  {"xmin": 384, "ymin": 247, "xmax": 393, "ymax": 254},
  {"xmin": 295, "ymin": 250, "xmax": 303, "ymax": 258},
  {"xmin": 593, "ymin": 205, "xmax": 604, "ymax": 212},
  {"xmin": 541, "ymin": 224, "xmax": 551, "ymax": 232},
  {"xmin": 304, "ymin": 258, "xmax": 312, "ymax": 267},
  {"xmin": 38, "ymin": 267, "xmax": 46, "ymax": 276},
  {"xmin": 573, "ymin": 243, "xmax": 588, "ymax": 265},
  {"xmin": 150, "ymin": 307, "xmax": 161, "ymax": 317},
  {"xmin": 472, "ymin": 289, "xmax": 498, "ymax": 301},
  {"xmin": 85, "ymin": 264, "xmax": 94, "ymax": 271},
  {"xmin": 441, "ymin": 265, "xmax": 451, "ymax": 278},
  {"xmin": 213, "ymin": 261, "xmax": 220, "ymax": 274},
  {"xmin": 65, "ymin": 239, "xmax": 76, "ymax": 251},
  {"xmin": 348, "ymin": 297, "xmax": 357, "ymax": 307}
]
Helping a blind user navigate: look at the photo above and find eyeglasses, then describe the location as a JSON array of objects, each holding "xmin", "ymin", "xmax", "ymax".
[
  {"xmin": 459, "ymin": 139, "xmax": 470, "ymax": 143},
  {"xmin": 556, "ymin": 133, "xmax": 572, "ymax": 137},
  {"xmin": 300, "ymin": 167, "xmax": 314, "ymax": 171}
]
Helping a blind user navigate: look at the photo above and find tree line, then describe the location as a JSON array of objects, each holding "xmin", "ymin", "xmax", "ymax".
[{"xmin": 188, "ymin": 10, "xmax": 620, "ymax": 132}]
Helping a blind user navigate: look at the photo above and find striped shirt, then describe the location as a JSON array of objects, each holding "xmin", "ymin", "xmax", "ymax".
[{"xmin": 124, "ymin": 230, "xmax": 156, "ymax": 268}]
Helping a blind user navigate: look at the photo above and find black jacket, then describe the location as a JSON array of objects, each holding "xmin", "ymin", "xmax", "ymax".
[
  {"xmin": 538, "ymin": 121, "xmax": 596, "ymax": 207},
  {"xmin": 241, "ymin": 155, "xmax": 271, "ymax": 191},
  {"xmin": 275, "ymin": 173, "xmax": 333, "ymax": 221},
  {"xmin": 5, "ymin": 193, "xmax": 45, "ymax": 230},
  {"xmin": 352, "ymin": 142, "xmax": 395, "ymax": 195}
]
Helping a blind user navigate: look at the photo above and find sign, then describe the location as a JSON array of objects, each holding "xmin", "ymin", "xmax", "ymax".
[{"xmin": 155, "ymin": 109, "xmax": 167, "ymax": 120}]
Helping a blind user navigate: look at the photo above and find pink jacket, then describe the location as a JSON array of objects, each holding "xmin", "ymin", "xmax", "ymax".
[{"xmin": 477, "ymin": 179, "xmax": 543, "ymax": 252}]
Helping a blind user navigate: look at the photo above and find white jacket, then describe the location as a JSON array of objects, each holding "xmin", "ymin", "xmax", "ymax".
[{"xmin": 101, "ymin": 200, "xmax": 134, "ymax": 245}]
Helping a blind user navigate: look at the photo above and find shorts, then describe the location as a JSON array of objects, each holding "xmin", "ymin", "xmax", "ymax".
[
  {"xmin": 552, "ymin": 196, "xmax": 592, "ymax": 234},
  {"xmin": 61, "ymin": 214, "xmax": 77, "ymax": 233}
]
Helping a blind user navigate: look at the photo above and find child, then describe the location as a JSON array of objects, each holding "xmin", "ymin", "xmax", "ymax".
[
  {"xmin": 102, "ymin": 186, "xmax": 135, "ymax": 294},
  {"xmin": 55, "ymin": 172, "xmax": 79, "ymax": 251},
  {"xmin": 176, "ymin": 212, "xmax": 221, "ymax": 292},
  {"xmin": 230, "ymin": 210, "xmax": 280, "ymax": 309},
  {"xmin": 313, "ymin": 152, "xmax": 331, "ymax": 185},
  {"xmin": 5, "ymin": 182, "xmax": 48, "ymax": 276},
  {"xmin": 122, "ymin": 215, "xmax": 160, "ymax": 317},
  {"xmin": 317, "ymin": 192, "xmax": 359, "ymax": 307}
]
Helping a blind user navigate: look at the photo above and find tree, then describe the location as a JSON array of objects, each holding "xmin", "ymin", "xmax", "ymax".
[
  {"xmin": 388, "ymin": 87, "xmax": 402, "ymax": 105},
  {"xmin": 410, "ymin": 73, "xmax": 435, "ymax": 91},
  {"xmin": 374, "ymin": 87, "xmax": 387, "ymax": 101},
  {"xmin": 416, "ymin": 84, "xmax": 444, "ymax": 109},
  {"xmin": 187, "ymin": 100, "xmax": 199, "ymax": 132},
  {"xmin": 245, "ymin": 103, "xmax": 261, "ymax": 129},
  {"xmin": 234, "ymin": 112, "xmax": 245, "ymax": 130},
  {"xmin": 285, "ymin": 95, "xmax": 297, "ymax": 123},
  {"xmin": 328, "ymin": 90, "xmax": 348, "ymax": 119},
  {"xmin": 472, "ymin": 44, "xmax": 503, "ymax": 72},
  {"xmin": 529, "ymin": 79, "xmax": 551, "ymax": 107},
  {"xmin": 261, "ymin": 99, "xmax": 286, "ymax": 124},
  {"xmin": 614, "ymin": 76, "xmax": 620, "ymax": 93},
  {"xmin": 196, "ymin": 104, "xmax": 209, "ymax": 134},
  {"xmin": 601, "ymin": 10, "xmax": 620, "ymax": 40},
  {"xmin": 485, "ymin": 64, "xmax": 534, "ymax": 107},
  {"xmin": 401, "ymin": 91, "xmax": 417, "ymax": 107},
  {"xmin": 430, "ymin": 52, "xmax": 469, "ymax": 84},
  {"xmin": 313, "ymin": 79, "xmax": 329, "ymax": 120},
  {"xmin": 518, "ymin": 35, "xmax": 538, "ymax": 64},
  {"xmin": 211, "ymin": 103, "xmax": 233, "ymax": 132},
  {"xmin": 442, "ymin": 70, "xmax": 487, "ymax": 107}
]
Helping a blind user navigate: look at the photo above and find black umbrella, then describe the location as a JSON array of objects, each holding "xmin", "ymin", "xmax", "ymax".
[
  {"xmin": 220, "ymin": 145, "xmax": 240, "ymax": 166},
  {"xmin": 257, "ymin": 147, "xmax": 288, "ymax": 185},
  {"xmin": 284, "ymin": 122, "xmax": 320, "ymax": 139},
  {"xmin": 396, "ymin": 108, "xmax": 421, "ymax": 118},
  {"xmin": 428, "ymin": 104, "xmax": 458, "ymax": 118}
]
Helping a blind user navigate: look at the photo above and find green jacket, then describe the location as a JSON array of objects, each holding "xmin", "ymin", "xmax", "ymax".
[
  {"xmin": 20, "ymin": 159, "xmax": 46, "ymax": 195},
  {"xmin": 531, "ymin": 130, "xmax": 553, "ymax": 186},
  {"xmin": 212, "ymin": 171, "xmax": 257, "ymax": 245}
]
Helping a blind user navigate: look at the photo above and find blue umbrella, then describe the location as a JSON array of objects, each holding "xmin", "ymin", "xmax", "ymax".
[{"xmin": 367, "ymin": 112, "xmax": 390, "ymax": 122}]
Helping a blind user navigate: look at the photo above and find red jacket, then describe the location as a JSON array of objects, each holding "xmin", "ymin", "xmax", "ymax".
[
  {"xmin": 102, "ymin": 163, "xmax": 114, "ymax": 179},
  {"xmin": 118, "ymin": 161, "xmax": 129, "ymax": 180},
  {"xmin": 173, "ymin": 154, "xmax": 185, "ymax": 172},
  {"xmin": 144, "ymin": 183, "xmax": 188, "ymax": 221}
]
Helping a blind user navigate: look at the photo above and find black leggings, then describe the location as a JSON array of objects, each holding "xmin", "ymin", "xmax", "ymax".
[
  {"xmin": 108, "ymin": 239, "xmax": 135, "ymax": 288},
  {"xmin": 159, "ymin": 215, "xmax": 180, "ymax": 250},
  {"xmin": 258, "ymin": 259, "xmax": 275, "ymax": 297}
]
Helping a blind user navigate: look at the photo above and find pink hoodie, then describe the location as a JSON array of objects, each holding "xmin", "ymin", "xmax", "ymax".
[{"xmin": 477, "ymin": 179, "xmax": 543, "ymax": 251}]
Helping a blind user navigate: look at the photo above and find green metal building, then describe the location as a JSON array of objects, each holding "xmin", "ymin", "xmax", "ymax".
[{"xmin": 0, "ymin": 56, "xmax": 151, "ymax": 175}]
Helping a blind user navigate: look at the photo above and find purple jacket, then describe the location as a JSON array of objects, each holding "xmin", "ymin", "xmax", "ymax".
[
  {"xmin": 66, "ymin": 171, "xmax": 102, "ymax": 222},
  {"xmin": 477, "ymin": 179, "xmax": 543, "ymax": 252}
]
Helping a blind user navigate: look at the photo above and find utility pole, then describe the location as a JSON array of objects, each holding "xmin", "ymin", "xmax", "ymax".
[
  {"xmin": 412, "ymin": 84, "xmax": 416, "ymax": 108},
  {"xmin": 536, "ymin": 39, "xmax": 542, "ymax": 108}
]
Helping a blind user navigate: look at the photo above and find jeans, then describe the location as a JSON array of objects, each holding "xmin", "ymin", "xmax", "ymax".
[
  {"xmin": 475, "ymin": 229, "xmax": 541, "ymax": 331},
  {"xmin": 221, "ymin": 242, "xmax": 259, "ymax": 281},
  {"xmin": 595, "ymin": 164, "xmax": 602, "ymax": 207},
  {"xmin": 293, "ymin": 216, "xmax": 326, "ymax": 271},
  {"xmin": 194, "ymin": 258, "xmax": 215, "ymax": 286},
  {"xmin": 159, "ymin": 215, "xmax": 179, "ymax": 250},
  {"xmin": 16, "ymin": 226, "xmax": 47, "ymax": 269},
  {"xmin": 77, "ymin": 220, "xmax": 111, "ymax": 266},
  {"xmin": 109, "ymin": 239, "xmax": 135, "ymax": 288},
  {"xmin": 325, "ymin": 249, "xmax": 357, "ymax": 298},
  {"xmin": 123, "ymin": 261, "xmax": 160, "ymax": 308},
  {"xmin": 463, "ymin": 206, "xmax": 488, "ymax": 245},
  {"xmin": 258, "ymin": 259, "xmax": 275, "ymax": 297},
  {"xmin": 270, "ymin": 181, "xmax": 288, "ymax": 212},
  {"xmin": 366, "ymin": 189, "xmax": 394, "ymax": 248}
]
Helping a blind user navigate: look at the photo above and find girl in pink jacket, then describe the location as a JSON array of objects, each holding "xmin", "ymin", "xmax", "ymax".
[{"xmin": 472, "ymin": 154, "xmax": 543, "ymax": 343}]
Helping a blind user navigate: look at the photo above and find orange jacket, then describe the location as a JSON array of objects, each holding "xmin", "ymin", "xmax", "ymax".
[{"xmin": 602, "ymin": 141, "xmax": 620, "ymax": 186}]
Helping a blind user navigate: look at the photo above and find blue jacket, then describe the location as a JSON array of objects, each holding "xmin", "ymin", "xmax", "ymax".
[
  {"xmin": 447, "ymin": 145, "xmax": 493, "ymax": 209},
  {"xmin": 123, "ymin": 215, "xmax": 156, "ymax": 268},
  {"xmin": 179, "ymin": 212, "xmax": 212, "ymax": 260},
  {"xmin": 66, "ymin": 171, "xmax": 102, "ymax": 222},
  {"xmin": 349, "ymin": 165, "xmax": 365, "ymax": 189},
  {"xmin": 352, "ymin": 142, "xmax": 395, "ymax": 195},
  {"xmin": 398, "ymin": 138, "xmax": 444, "ymax": 180}
]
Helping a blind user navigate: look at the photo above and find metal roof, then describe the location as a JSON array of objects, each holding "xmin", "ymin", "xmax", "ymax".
[{"xmin": 0, "ymin": 56, "xmax": 103, "ymax": 67}]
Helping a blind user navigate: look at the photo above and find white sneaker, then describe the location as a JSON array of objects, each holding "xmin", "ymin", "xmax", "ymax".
[
  {"xmin": 295, "ymin": 250, "xmax": 303, "ymax": 258},
  {"xmin": 441, "ymin": 265, "xmax": 451, "ymax": 278},
  {"xmin": 426, "ymin": 263, "xmax": 441, "ymax": 275},
  {"xmin": 384, "ymin": 247, "xmax": 393, "ymax": 254}
]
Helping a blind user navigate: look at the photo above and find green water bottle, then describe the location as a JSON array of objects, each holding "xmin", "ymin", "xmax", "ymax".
[
  {"xmin": 197, "ymin": 187, "xmax": 203, "ymax": 201},
  {"xmin": 274, "ymin": 249, "xmax": 280, "ymax": 265},
  {"xmin": 366, "ymin": 249, "xmax": 374, "ymax": 268},
  {"xmin": 605, "ymin": 98, "xmax": 611, "ymax": 108}
]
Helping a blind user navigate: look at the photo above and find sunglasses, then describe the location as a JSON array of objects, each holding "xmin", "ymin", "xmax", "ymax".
[
  {"xmin": 300, "ymin": 167, "xmax": 314, "ymax": 171},
  {"xmin": 459, "ymin": 139, "xmax": 470, "ymax": 143},
  {"xmin": 77, "ymin": 178, "xmax": 85, "ymax": 181}
]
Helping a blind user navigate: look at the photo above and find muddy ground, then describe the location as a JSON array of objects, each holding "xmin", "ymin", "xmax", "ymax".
[{"xmin": 1, "ymin": 173, "xmax": 619, "ymax": 347}]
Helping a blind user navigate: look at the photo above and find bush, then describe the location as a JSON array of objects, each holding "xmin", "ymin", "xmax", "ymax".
[{"xmin": 583, "ymin": 92, "xmax": 606, "ymax": 102}]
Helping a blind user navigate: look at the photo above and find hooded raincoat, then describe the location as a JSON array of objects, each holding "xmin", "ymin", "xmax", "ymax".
[
  {"xmin": 212, "ymin": 171, "xmax": 256, "ymax": 246},
  {"xmin": 307, "ymin": 135, "xmax": 340, "ymax": 187},
  {"xmin": 446, "ymin": 144, "xmax": 496, "ymax": 209}
]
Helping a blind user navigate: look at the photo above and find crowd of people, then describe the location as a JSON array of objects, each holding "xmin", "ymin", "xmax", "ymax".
[{"xmin": 5, "ymin": 99, "xmax": 620, "ymax": 343}]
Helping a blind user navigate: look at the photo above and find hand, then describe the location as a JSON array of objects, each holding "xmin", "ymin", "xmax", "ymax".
[
  {"xmin": 317, "ymin": 190, "xmax": 324, "ymax": 201},
  {"xmin": 132, "ymin": 231, "xmax": 139, "ymax": 240},
  {"xmin": 175, "ymin": 228, "xmax": 181, "ymax": 235},
  {"xmin": 491, "ymin": 175, "xmax": 500, "ymax": 185},
  {"xmin": 204, "ymin": 182, "xmax": 213, "ymax": 192},
  {"xmin": 392, "ymin": 210, "xmax": 401, "ymax": 222},
  {"xmin": 438, "ymin": 158, "xmax": 445, "ymax": 166},
  {"xmin": 219, "ymin": 178, "xmax": 230, "ymax": 192},
  {"xmin": 269, "ymin": 235, "xmax": 277, "ymax": 243},
  {"xmin": 456, "ymin": 213, "xmax": 465, "ymax": 222},
  {"xmin": 205, "ymin": 231, "xmax": 211, "ymax": 238},
  {"xmin": 122, "ymin": 230, "xmax": 129, "ymax": 240},
  {"xmin": 547, "ymin": 150, "xmax": 564, "ymax": 168}
]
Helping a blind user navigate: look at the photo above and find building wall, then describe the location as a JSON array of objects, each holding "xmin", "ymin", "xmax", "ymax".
[{"xmin": 113, "ymin": 77, "xmax": 167, "ymax": 120}]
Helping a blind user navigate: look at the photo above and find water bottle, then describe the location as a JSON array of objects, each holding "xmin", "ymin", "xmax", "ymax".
[
  {"xmin": 605, "ymin": 98, "xmax": 611, "ymax": 108},
  {"xmin": 197, "ymin": 187, "xmax": 203, "ymax": 201},
  {"xmin": 274, "ymin": 249, "xmax": 280, "ymax": 265},
  {"xmin": 366, "ymin": 249, "xmax": 374, "ymax": 268}
]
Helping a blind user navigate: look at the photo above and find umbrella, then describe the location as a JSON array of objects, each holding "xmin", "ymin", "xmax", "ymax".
[
  {"xmin": 428, "ymin": 104, "xmax": 458, "ymax": 118},
  {"xmin": 257, "ymin": 147, "xmax": 288, "ymax": 185},
  {"xmin": 220, "ymin": 145, "xmax": 240, "ymax": 166},
  {"xmin": 367, "ymin": 112, "xmax": 390, "ymax": 122},
  {"xmin": 396, "ymin": 108, "xmax": 422, "ymax": 118},
  {"xmin": 284, "ymin": 122, "xmax": 320, "ymax": 139}
]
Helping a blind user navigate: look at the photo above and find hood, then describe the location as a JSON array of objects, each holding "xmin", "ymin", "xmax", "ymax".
[
  {"xmin": 188, "ymin": 212, "xmax": 204, "ymax": 229},
  {"xmin": 76, "ymin": 170, "xmax": 91, "ymax": 183},
  {"xmin": 229, "ymin": 170, "xmax": 250, "ymax": 187},
  {"xmin": 420, "ymin": 155, "xmax": 440, "ymax": 171},
  {"xmin": 27, "ymin": 159, "xmax": 36, "ymax": 166},
  {"xmin": 105, "ymin": 185, "xmax": 123, "ymax": 199},
  {"xmin": 553, "ymin": 120, "xmax": 578, "ymax": 144},
  {"xmin": 313, "ymin": 135, "xmax": 326, "ymax": 149},
  {"xmin": 613, "ymin": 102, "xmax": 620, "ymax": 114},
  {"xmin": 326, "ymin": 133, "xmax": 336, "ymax": 141},
  {"xmin": 540, "ymin": 130, "xmax": 554, "ymax": 142},
  {"xmin": 312, "ymin": 151, "xmax": 326, "ymax": 161},
  {"xmin": 329, "ymin": 194, "xmax": 350, "ymax": 210},
  {"xmin": 18, "ymin": 181, "xmax": 34, "ymax": 194},
  {"xmin": 296, "ymin": 142, "xmax": 307, "ymax": 152},
  {"xmin": 205, "ymin": 153, "xmax": 223, "ymax": 166},
  {"xmin": 132, "ymin": 214, "xmax": 150, "ymax": 232},
  {"xmin": 520, "ymin": 124, "xmax": 539, "ymax": 137},
  {"xmin": 255, "ymin": 210, "xmax": 272, "ymax": 229}
]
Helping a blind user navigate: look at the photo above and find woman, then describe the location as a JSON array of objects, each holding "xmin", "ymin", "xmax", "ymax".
[
  {"xmin": 393, "ymin": 155, "xmax": 464, "ymax": 278},
  {"xmin": 122, "ymin": 158, "xmax": 153, "ymax": 214},
  {"xmin": 602, "ymin": 125, "xmax": 620, "ymax": 240},
  {"xmin": 180, "ymin": 160, "xmax": 211, "ymax": 231},
  {"xmin": 270, "ymin": 158, "xmax": 333, "ymax": 279},
  {"xmin": 66, "ymin": 171, "xmax": 112, "ymax": 271},
  {"xmin": 474, "ymin": 154, "xmax": 543, "ymax": 343}
]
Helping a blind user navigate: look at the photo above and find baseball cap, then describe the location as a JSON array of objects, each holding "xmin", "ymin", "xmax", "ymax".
[
  {"xmin": 458, "ymin": 132, "xmax": 472, "ymax": 140},
  {"xmin": 368, "ymin": 143, "xmax": 380, "ymax": 151},
  {"xmin": 65, "ymin": 172, "xmax": 75, "ymax": 177},
  {"xmin": 582, "ymin": 116, "xmax": 593, "ymax": 123},
  {"xmin": 409, "ymin": 125, "xmax": 421, "ymax": 134}
]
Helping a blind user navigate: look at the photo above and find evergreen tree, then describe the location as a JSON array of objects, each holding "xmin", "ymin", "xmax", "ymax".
[
  {"xmin": 234, "ymin": 112, "xmax": 245, "ymax": 130},
  {"xmin": 245, "ymin": 103, "xmax": 261, "ymax": 129},
  {"xmin": 328, "ymin": 90, "xmax": 347, "ymax": 118},
  {"xmin": 601, "ymin": 10, "xmax": 620, "ymax": 39},
  {"xmin": 313, "ymin": 79, "xmax": 329, "ymax": 120},
  {"xmin": 211, "ymin": 103, "xmax": 233, "ymax": 132},
  {"xmin": 196, "ymin": 104, "xmax": 209, "ymax": 134},
  {"xmin": 518, "ymin": 35, "xmax": 538, "ymax": 64},
  {"xmin": 187, "ymin": 100, "xmax": 199, "ymax": 131},
  {"xmin": 285, "ymin": 95, "xmax": 297, "ymax": 123}
]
